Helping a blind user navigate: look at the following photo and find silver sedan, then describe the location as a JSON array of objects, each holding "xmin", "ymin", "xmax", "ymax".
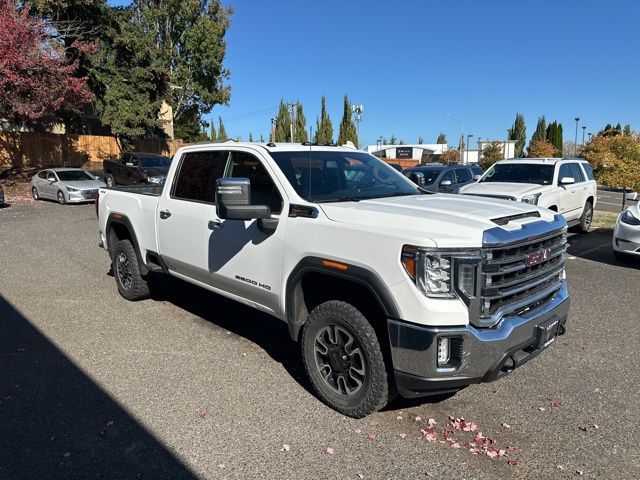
[{"xmin": 31, "ymin": 168, "xmax": 106, "ymax": 204}]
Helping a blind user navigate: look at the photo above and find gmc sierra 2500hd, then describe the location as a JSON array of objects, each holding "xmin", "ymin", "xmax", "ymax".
[{"xmin": 97, "ymin": 142, "xmax": 570, "ymax": 418}]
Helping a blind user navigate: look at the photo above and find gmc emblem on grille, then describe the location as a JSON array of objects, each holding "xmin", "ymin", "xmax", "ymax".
[{"xmin": 526, "ymin": 248, "xmax": 551, "ymax": 266}]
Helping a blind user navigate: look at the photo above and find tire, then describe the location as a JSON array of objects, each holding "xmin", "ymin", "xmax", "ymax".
[
  {"xmin": 112, "ymin": 239, "xmax": 150, "ymax": 301},
  {"xmin": 301, "ymin": 300, "xmax": 389, "ymax": 418},
  {"xmin": 57, "ymin": 190, "xmax": 66, "ymax": 205},
  {"xmin": 105, "ymin": 175, "xmax": 115, "ymax": 187},
  {"xmin": 32, "ymin": 187, "xmax": 39, "ymax": 200},
  {"xmin": 577, "ymin": 200, "xmax": 593, "ymax": 233}
]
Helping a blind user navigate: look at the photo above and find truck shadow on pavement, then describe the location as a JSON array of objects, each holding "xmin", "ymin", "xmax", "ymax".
[
  {"xmin": 0, "ymin": 295, "xmax": 198, "ymax": 480},
  {"xmin": 567, "ymin": 228, "xmax": 640, "ymax": 269}
]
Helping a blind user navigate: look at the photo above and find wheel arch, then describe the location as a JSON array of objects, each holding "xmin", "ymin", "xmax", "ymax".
[
  {"xmin": 105, "ymin": 214, "xmax": 148, "ymax": 275},
  {"xmin": 285, "ymin": 257, "xmax": 400, "ymax": 341}
]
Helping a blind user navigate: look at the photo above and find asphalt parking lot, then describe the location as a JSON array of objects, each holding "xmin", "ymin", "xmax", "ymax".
[
  {"xmin": 596, "ymin": 188, "xmax": 637, "ymax": 213},
  {"xmin": 1, "ymin": 201, "xmax": 639, "ymax": 479}
]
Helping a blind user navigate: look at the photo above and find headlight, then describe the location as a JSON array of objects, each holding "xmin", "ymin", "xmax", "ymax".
[
  {"xmin": 402, "ymin": 246, "xmax": 480, "ymax": 298},
  {"xmin": 621, "ymin": 209, "xmax": 640, "ymax": 226},
  {"xmin": 520, "ymin": 193, "xmax": 541, "ymax": 205},
  {"xmin": 66, "ymin": 187, "xmax": 79, "ymax": 192},
  {"xmin": 146, "ymin": 176, "xmax": 165, "ymax": 184}
]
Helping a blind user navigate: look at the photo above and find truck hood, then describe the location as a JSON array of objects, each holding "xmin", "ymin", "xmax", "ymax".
[
  {"xmin": 319, "ymin": 193, "xmax": 556, "ymax": 248},
  {"xmin": 459, "ymin": 182, "xmax": 546, "ymax": 198}
]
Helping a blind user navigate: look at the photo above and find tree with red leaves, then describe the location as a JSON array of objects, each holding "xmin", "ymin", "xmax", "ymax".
[{"xmin": 0, "ymin": 0, "xmax": 92, "ymax": 124}]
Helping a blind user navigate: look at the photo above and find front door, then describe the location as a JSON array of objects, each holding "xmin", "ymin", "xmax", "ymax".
[
  {"xmin": 204, "ymin": 149, "xmax": 286, "ymax": 315},
  {"xmin": 42, "ymin": 171, "xmax": 58, "ymax": 199},
  {"xmin": 157, "ymin": 150, "xmax": 228, "ymax": 281},
  {"xmin": 557, "ymin": 163, "xmax": 582, "ymax": 220}
]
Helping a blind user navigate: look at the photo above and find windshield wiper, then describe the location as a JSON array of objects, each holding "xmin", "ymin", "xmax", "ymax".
[{"xmin": 315, "ymin": 197, "xmax": 362, "ymax": 203}]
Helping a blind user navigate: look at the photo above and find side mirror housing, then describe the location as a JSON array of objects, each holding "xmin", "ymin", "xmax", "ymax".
[
  {"xmin": 473, "ymin": 174, "xmax": 482, "ymax": 181},
  {"xmin": 440, "ymin": 179, "xmax": 453, "ymax": 187},
  {"xmin": 215, "ymin": 178, "xmax": 270, "ymax": 220},
  {"xmin": 560, "ymin": 176, "xmax": 575, "ymax": 185},
  {"xmin": 408, "ymin": 171, "xmax": 425, "ymax": 187}
]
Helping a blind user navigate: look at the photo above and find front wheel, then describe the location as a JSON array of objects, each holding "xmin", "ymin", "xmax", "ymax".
[
  {"xmin": 577, "ymin": 201, "xmax": 593, "ymax": 233},
  {"xmin": 32, "ymin": 187, "xmax": 39, "ymax": 200},
  {"xmin": 112, "ymin": 240, "xmax": 150, "ymax": 301},
  {"xmin": 57, "ymin": 190, "xmax": 66, "ymax": 205},
  {"xmin": 301, "ymin": 300, "xmax": 389, "ymax": 418}
]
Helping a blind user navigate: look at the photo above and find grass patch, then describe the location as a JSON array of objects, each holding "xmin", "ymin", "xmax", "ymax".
[{"xmin": 592, "ymin": 211, "xmax": 618, "ymax": 229}]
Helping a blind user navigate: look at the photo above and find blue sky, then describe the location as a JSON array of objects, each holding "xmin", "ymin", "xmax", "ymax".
[{"xmin": 110, "ymin": 0, "xmax": 639, "ymax": 147}]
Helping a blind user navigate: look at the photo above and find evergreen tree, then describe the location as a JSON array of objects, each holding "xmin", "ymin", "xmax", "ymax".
[
  {"xmin": 217, "ymin": 116, "xmax": 227, "ymax": 141},
  {"xmin": 528, "ymin": 116, "xmax": 547, "ymax": 154},
  {"xmin": 436, "ymin": 132, "xmax": 447, "ymax": 144},
  {"xmin": 382, "ymin": 137, "xmax": 388, "ymax": 144},
  {"xmin": 248, "ymin": 132, "xmax": 253, "ymax": 142},
  {"xmin": 615, "ymin": 122, "xmax": 622, "ymax": 135},
  {"xmin": 389, "ymin": 135, "xmax": 397, "ymax": 145},
  {"xmin": 545, "ymin": 121, "xmax": 563, "ymax": 157},
  {"xmin": 555, "ymin": 123, "xmax": 563, "ymax": 157},
  {"xmin": 210, "ymin": 120, "xmax": 217, "ymax": 141},
  {"xmin": 274, "ymin": 100, "xmax": 291, "ymax": 142},
  {"xmin": 337, "ymin": 95, "xmax": 359, "ymax": 147},
  {"xmin": 260, "ymin": 134, "xmax": 264, "ymax": 142},
  {"xmin": 623, "ymin": 124, "xmax": 632, "ymax": 136},
  {"xmin": 458, "ymin": 134, "xmax": 465, "ymax": 151},
  {"xmin": 314, "ymin": 96, "xmax": 333, "ymax": 143},
  {"xmin": 509, "ymin": 113, "xmax": 526, "ymax": 157},
  {"xmin": 399, "ymin": 139, "xmax": 406, "ymax": 145},
  {"xmin": 294, "ymin": 102, "xmax": 308, "ymax": 142},
  {"xmin": 418, "ymin": 136, "xmax": 424, "ymax": 144}
]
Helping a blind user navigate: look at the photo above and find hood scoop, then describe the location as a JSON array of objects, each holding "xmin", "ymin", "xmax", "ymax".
[{"xmin": 491, "ymin": 211, "xmax": 541, "ymax": 226}]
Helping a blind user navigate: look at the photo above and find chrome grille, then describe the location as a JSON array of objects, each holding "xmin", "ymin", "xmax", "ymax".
[{"xmin": 477, "ymin": 229, "xmax": 567, "ymax": 326}]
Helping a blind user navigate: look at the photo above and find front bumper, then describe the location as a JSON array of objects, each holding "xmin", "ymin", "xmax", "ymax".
[
  {"xmin": 388, "ymin": 281, "xmax": 570, "ymax": 398},
  {"xmin": 613, "ymin": 219, "xmax": 640, "ymax": 255}
]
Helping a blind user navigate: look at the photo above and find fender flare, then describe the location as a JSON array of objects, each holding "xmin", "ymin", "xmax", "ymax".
[
  {"xmin": 105, "ymin": 213, "xmax": 148, "ymax": 275},
  {"xmin": 284, "ymin": 256, "xmax": 400, "ymax": 341}
]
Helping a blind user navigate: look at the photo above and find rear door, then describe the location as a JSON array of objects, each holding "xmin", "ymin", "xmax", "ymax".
[{"xmin": 157, "ymin": 150, "xmax": 228, "ymax": 281}]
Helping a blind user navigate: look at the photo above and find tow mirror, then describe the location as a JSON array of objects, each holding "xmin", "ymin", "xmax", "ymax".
[
  {"xmin": 408, "ymin": 171, "xmax": 425, "ymax": 187},
  {"xmin": 440, "ymin": 179, "xmax": 453, "ymax": 187},
  {"xmin": 625, "ymin": 191, "xmax": 638, "ymax": 201},
  {"xmin": 560, "ymin": 177, "xmax": 575, "ymax": 185},
  {"xmin": 215, "ymin": 178, "xmax": 270, "ymax": 220}
]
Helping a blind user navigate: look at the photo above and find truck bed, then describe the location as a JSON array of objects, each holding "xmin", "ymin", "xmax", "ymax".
[{"xmin": 105, "ymin": 184, "xmax": 164, "ymax": 196}]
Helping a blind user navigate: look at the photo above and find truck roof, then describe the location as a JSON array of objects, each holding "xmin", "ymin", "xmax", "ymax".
[
  {"xmin": 497, "ymin": 158, "xmax": 588, "ymax": 165},
  {"xmin": 180, "ymin": 141, "xmax": 361, "ymax": 154}
]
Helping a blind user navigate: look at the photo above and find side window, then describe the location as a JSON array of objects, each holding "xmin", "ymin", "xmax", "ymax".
[
  {"xmin": 454, "ymin": 168, "xmax": 473, "ymax": 184},
  {"xmin": 569, "ymin": 163, "xmax": 585, "ymax": 183},
  {"xmin": 558, "ymin": 164, "xmax": 572, "ymax": 184},
  {"xmin": 226, "ymin": 151, "xmax": 283, "ymax": 214},
  {"xmin": 440, "ymin": 170, "xmax": 454, "ymax": 184},
  {"xmin": 173, "ymin": 150, "xmax": 228, "ymax": 203},
  {"xmin": 38, "ymin": 171, "xmax": 48, "ymax": 179},
  {"xmin": 47, "ymin": 171, "xmax": 57, "ymax": 181},
  {"xmin": 580, "ymin": 162, "xmax": 595, "ymax": 181}
]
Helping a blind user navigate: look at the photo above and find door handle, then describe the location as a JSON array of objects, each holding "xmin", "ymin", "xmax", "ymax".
[
  {"xmin": 208, "ymin": 220, "xmax": 223, "ymax": 230},
  {"xmin": 159, "ymin": 209, "xmax": 171, "ymax": 219}
]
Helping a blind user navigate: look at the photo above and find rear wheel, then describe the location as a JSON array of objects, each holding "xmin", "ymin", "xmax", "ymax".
[
  {"xmin": 112, "ymin": 239, "xmax": 150, "ymax": 301},
  {"xmin": 57, "ymin": 190, "xmax": 66, "ymax": 205},
  {"xmin": 301, "ymin": 300, "xmax": 389, "ymax": 418},
  {"xmin": 31, "ymin": 187, "xmax": 39, "ymax": 200},
  {"xmin": 577, "ymin": 200, "xmax": 593, "ymax": 233}
]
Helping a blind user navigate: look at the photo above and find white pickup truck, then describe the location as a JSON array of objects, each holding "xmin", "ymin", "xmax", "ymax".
[
  {"xmin": 459, "ymin": 158, "xmax": 597, "ymax": 232},
  {"xmin": 97, "ymin": 143, "xmax": 570, "ymax": 417}
]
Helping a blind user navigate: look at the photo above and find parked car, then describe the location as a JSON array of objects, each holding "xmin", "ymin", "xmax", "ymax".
[
  {"xmin": 0, "ymin": 184, "xmax": 5, "ymax": 207},
  {"xmin": 103, "ymin": 152, "xmax": 171, "ymax": 187},
  {"xmin": 613, "ymin": 192, "xmax": 640, "ymax": 260},
  {"xmin": 402, "ymin": 164, "xmax": 478, "ymax": 193},
  {"xmin": 31, "ymin": 168, "xmax": 105, "ymax": 204},
  {"xmin": 459, "ymin": 158, "xmax": 597, "ymax": 232},
  {"xmin": 97, "ymin": 142, "xmax": 569, "ymax": 418}
]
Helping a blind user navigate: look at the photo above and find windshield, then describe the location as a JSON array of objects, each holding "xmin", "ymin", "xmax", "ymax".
[
  {"xmin": 271, "ymin": 151, "xmax": 421, "ymax": 202},
  {"xmin": 56, "ymin": 170, "xmax": 94, "ymax": 181},
  {"xmin": 480, "ymin": 163, "xmax": 554, "ymax": 185},
  {"xmin": 411, "ymin": 168, "xmax": 443, "ymax": 185},
  {"xmin": 138, "ymin": 156, "xmax": 171, "ymax": 168}
]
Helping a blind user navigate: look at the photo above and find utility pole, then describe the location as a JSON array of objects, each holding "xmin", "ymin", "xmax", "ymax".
[
  {"xmin": 270, "ymin": 118, "xmax": 276, "ymax": 142},
  {"xmin": 352, "ymin": 104, "xmax": 364, "ymax": 148},
  {"xmin": 574, "ymin": 117, "xmax": 580, "ymax": 157},
  {"xmin": 466, "ymin": 134, "xmax": 474, "ymax": 164},
  {"xmin": 288, "ymin": 102, "xmax": 296, "ymax": 142}
]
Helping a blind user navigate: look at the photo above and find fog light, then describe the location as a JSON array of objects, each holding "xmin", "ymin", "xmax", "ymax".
[{"xmin": 437, "ymin": 337, "xmax": 450, "ymax": 366}]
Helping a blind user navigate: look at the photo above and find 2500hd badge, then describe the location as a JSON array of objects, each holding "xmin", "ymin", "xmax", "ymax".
[{"xmin": 235, "ymin": 275, "xmax": 272, "ymax": 291}]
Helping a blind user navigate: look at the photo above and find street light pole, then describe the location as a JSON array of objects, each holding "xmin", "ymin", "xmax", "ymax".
[
  {"xmin": 582, "ymin": 126, "xmax": 586, "ymax": 145},
  {"xmin": 574, "ymin": 117, "xmax": 580, "ymax": 157},
  {"xmin": 477, "ymin": 137, "xmax": 482, "ymax": 163},
  {"xmin": 466, "ymin": 134, "xmax": 474, "ymax": 164}
]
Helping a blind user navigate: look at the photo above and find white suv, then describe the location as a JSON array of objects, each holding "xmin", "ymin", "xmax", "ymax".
[{"xmin": 459, "ymin": 158, "xmax": 597, "ymax": 232}]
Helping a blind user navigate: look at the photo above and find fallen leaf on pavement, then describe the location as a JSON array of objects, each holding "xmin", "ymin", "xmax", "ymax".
[
  {"xmin": 486, "ymin": 450, "xmax": 498, "ymax": 459},
  {"xmin": 556, "ymin": 465, "xmax": 564, "ymax": 470},
  {"xmin": 450, "ymin": 442, "xmax": 461, "ymax": 449},
  {"xmin": 198, "ymin": 410, "xmax": 208, "ymax": 419},
  {"xmin": 217, "ymin": 464, "xmax": 225, "ymax": 469},
  {"xmin": 427, "ymin": 418, "xmax": 436, "ymax": 427},
  {"xmin": 399, "ymin": 433, "xmax": 406, "ymax": 439},
  {"xmin": 507, "ymin": 445, "xmax": 517, "ymax": 452},
  {"xmin": 396, "ymin": 415, "xmax": 403, "ymax": 421},
  {"xmin": 550, "ymin": 401, "xmax": 561, "ymax": 408},
  {"xmin": 415, "ymin": 416, "xmax": 422, "ymax": 422},
  {"xmin": 576, "ymin": 470, "xmax": 584, "ymax": 476},
  {"xmin": 538, "ymin": 407, "xmax": 546, "ymax": 412},
  {"xmin": 357, "ymin": 474, "xmax": 364, "ymax": 479},
  {"xmin": 281, "ymin": 444, "xmax": 290, "ymax": 452},
  {"xmin": 501, "ymin": 423, "xmax": 511, "ymax": 429},
  {"xmin": 507, "ymin": 460, "xmax": 518, "ymax": 467},
  {"xmin": 578, "ymin": 426, "xmax": 588, "ymax": 432},
  {"xmin": 425, "ymin": 433, "xmax": 437, "ymax": 443},
  {"xmin": 354, "ymin": 429, "xmax": 362, "ymax": 434},
  {"xmin": 324, "ymin": 447, "xmax": 335, "ymax": 455},
  {"xmin": 367, "ymin": 434, "xmax": 376, "ymax": 441}
]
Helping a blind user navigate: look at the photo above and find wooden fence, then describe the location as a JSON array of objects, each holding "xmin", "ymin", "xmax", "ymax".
[{"xmin": 0, "ymin": 132, "xmax": 186, "ymax": 170}]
